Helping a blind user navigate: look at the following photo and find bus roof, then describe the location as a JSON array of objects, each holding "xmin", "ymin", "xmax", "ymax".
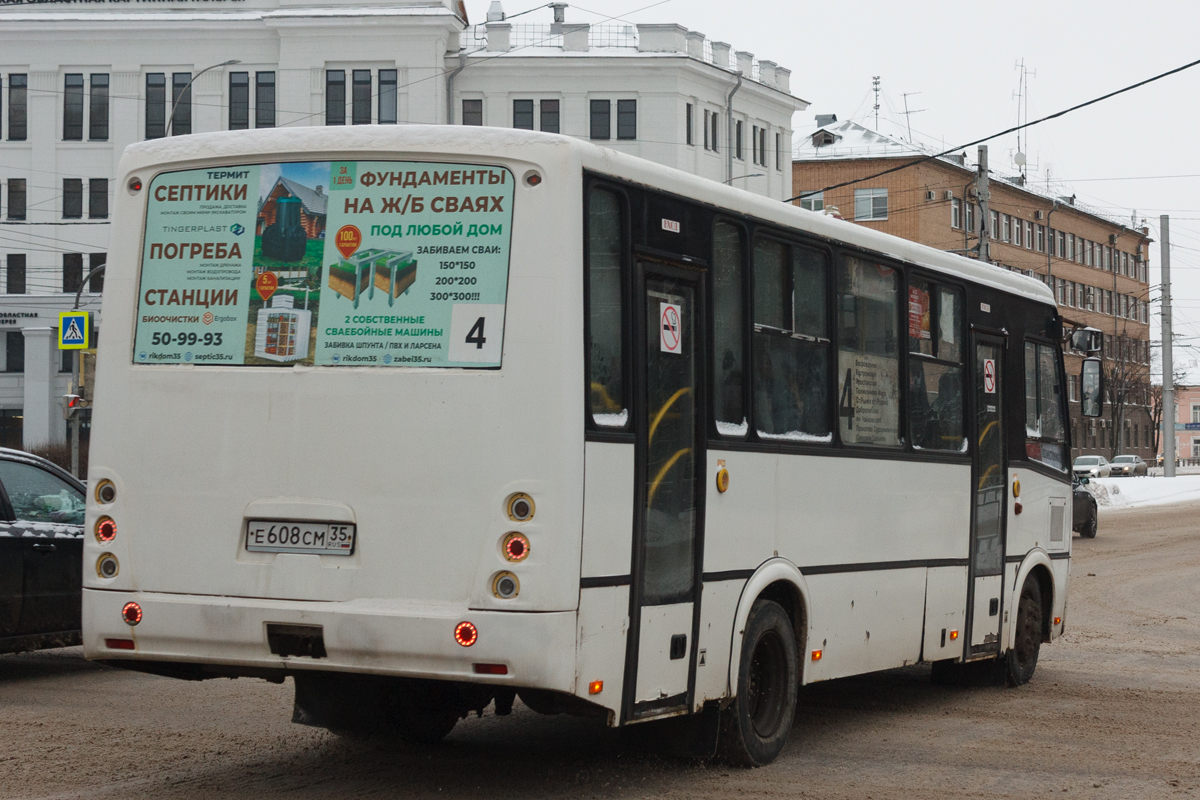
[{"xmin": 119, "ymin": 125, "xmax": 1057, "ymax": 308}]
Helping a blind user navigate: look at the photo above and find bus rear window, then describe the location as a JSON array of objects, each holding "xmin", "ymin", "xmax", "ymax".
[{"xmin": 133, "ymin": 160, "xmax": 514, "ymax": 368}]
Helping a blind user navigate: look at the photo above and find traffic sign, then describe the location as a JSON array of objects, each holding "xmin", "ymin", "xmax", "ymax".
[{"xmin": 59, "ymin": 311, "xmax": 89, "ymax": 350}]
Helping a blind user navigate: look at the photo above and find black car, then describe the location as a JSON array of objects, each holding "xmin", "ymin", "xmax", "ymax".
[
  {"xmin": 1072, "ymin": 478, "xmax": 1098, "ymax": 539},
  {"xmin": 0, "ymin": 448, "xmax": 86, "ymax": 654}
]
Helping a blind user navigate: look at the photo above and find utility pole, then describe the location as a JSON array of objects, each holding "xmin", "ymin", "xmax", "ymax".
[
  {"xmin": 976, "ymin": 145, "xmax": 991, "ymax": 263},
  {"xmin": 872, "ymin": 76, "xmax": 881, "ymax": 130},
  {"xmin": 1161, "ymin": 214, "xmax": 1176, "ymax": 477}
]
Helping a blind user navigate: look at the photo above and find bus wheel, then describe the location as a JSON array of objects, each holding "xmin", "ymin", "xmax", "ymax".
[
  {"xmin": 1004, "ymin": 578, "xmax": 1043, "ymax": 687},
  {"xmin": 718, "ymin": 600, "xmax": 797, "ymax": 767}
]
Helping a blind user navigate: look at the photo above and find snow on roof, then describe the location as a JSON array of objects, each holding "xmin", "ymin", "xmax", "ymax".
[
  {"xmin": 274, "ymin": 176, "xmax": 328, "ymax": 217},
  {"xmin": 795, "ymin": 117, "xmax": 1146, "ymax": 232},
  {"xmin": 0, "ymin": 5, "xmax": 456, "ymax": 22}
]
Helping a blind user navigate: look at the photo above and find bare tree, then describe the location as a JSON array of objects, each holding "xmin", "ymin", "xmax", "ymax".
[{"xmin": 1103, "ymin": 333, "xmax": 1151, "ymax": 459}]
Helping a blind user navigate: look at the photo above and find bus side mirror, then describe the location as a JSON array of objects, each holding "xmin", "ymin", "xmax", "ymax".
[
  {"xmin": 1070, "ymin": 327, "xmax": 1102, "ymax": 353},
  {"xmin": 1080, "ymin": 358, "xmax": 1103, "ymax": 418}
]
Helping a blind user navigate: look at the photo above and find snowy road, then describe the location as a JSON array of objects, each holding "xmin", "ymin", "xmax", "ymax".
[{"xmin": 2, "ymin": 501, "xmax": 1198, "ymax": 799}]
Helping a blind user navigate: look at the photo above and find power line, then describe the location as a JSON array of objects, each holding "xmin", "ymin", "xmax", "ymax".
[{"xmin": 788, "ymin": 56, "xmax": 1200, "ymax": 204}]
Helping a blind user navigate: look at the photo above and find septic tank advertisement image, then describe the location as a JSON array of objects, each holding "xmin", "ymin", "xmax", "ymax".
[{"xmin": 134, "ymin": 160, "xmax": 514, "ymax": 368}]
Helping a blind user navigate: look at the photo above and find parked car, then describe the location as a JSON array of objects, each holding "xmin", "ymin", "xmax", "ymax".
[
  {"xmin": 0, "ymin": 448, "xmax": 86, "ymax": 655},
  {"xmin": 1110, "ymin": 454, "xmax": 1148, "ymax": 477},
  {"xmin": 1072, "ymin": 455, "xmax": 1111, "ymax": 479},
  {"xmin": 1073, "ymin": 478, "xmax": 1098, "ymax": 538}
]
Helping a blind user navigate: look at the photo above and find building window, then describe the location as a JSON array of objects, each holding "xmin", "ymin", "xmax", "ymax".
[
  {"xmin": 6, "ymin": 254, "xmax": 26, "ymax": 294},
  {"xmin": 5, "ymin": 332, "xmax": 24, "ymax": 373},
  {"xmin": 800, "ymin": 190, "xmax": 823, "ymax": 212},
  {"xmin": 685, "ymin": 103, "xmax": 693, "ymax": 145},
  {"xmin": 951, "ymin": 197, "xmax": 961, "ymax": 229},
  {"xmin": 6, "ymin": 179, "xmax": 26, "ymax": 220},
  {"xmin": 757, "ymin": 126, "xmax": 767, "ymax": 166},
  {"xmin": 735, "ymin": 120, "xmax": 743, "ymax": 159},
  {"xmin": 89, "ymin": 252, "xmax": 105, "ymax": 293},
  {"xmin": 513, "ymin": 99, "xmax": 534, "ymax": 130},
  {"xmin": 352, "ymin": 70, "xmax": 371, "ymax": 125},
  {"xmin": 854, "ymin": 188, "xmax": 888, "ymax": 221},
  {"xmin": 1068, "ymin": 374, "xmax": 1078, "ymax": 402},
  {"xmin": 965, "ymin": 203, "xmax": 974, "ymax": 233},
  {"xmin": 1025, "ymin": 221, "xmax": 1033, "ymax": 250},
  {"xmin": 703, "ymin": 109, "xmax": 711, "ymax": 150},
  {"xmin": 170, "ymin": 72, "xmax": 192, "ymax": 136},
  {"xmin": 63, "ymin": 179, "xmax": 83, "ymax": 219},
  {"xmin": 229, "ymin": 72, "xmax": 249, "ymax": 130},
  {"xmin": 146, "ymin": 73, "xmax": 166, "ymax": 139},
  {"xmin": 1000, "ymin": 214, "xmax": 1010, "ymax": 242},
  {"xmin": 1036, "ymin": 224, "xmax": 1045, "ymax": 252},
  {"xmin": 776, "ymin": 132, "xmax": 783, "ymax": 170},
  {"xmin": 617, "ymin": 99, "xmax": 636, "ymax": 140},
  {"xmin": 1012, "ymin": 217, "xmax": 1022, "ymax": 247},
  {"xmin": 255, "ymin": 72, "xmax": 275, "ymax": 128},
  {"xmin": 63, "ymin": 253, "xmax": 83, "ymax": 294},
  {"xmin": 462, "ymin": 99, "xmax": 482, "ymax": 126},
  {"xmin": 89, "ymin": 74, "xmax": 109, "ymax": 141},
  {"xmin": 325, "ymin": 70, "xmax": 345, "ymax": 125},
  {"xmin": 752, "ymin": 125, "xmax": 759, "ymax": 164},
  {"xmin": 89, "ymin": 178, "xmax": 108, "ymax": 219},
  {"xmin": 540, "ymin": 99, "xmax": 559, "ymax": 133},
  {"xmin": 64, "ymin": 74, "xmax": 84, "ymax": 140},
  {"xmin": 1191, "ymin": 404, "xmax": 1200, "ymax": 424},
  {"xmin": 589, "ymin": 99, "xmax": 610, "ymax": 140},
  {"xmin": 7, "ymin": 74, "xmax": 27, "ymax": 140},
  {"xmin": 989, "ymin": 210, "xmax": 998, "ymax": 238},
  {"xmin": 379, "ymin": 69, "xmax": 397, "ymax": 124}
]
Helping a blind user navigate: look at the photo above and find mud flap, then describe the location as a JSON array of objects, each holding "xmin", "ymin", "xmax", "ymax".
[{"xmin": 621, "ymin": 702, "xmax": 720, "ymax": 759}]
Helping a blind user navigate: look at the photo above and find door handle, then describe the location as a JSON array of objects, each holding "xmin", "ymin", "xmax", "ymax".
[{"xmin": 31, "ymin": 542, "xmax": 57, "ymax": 553}]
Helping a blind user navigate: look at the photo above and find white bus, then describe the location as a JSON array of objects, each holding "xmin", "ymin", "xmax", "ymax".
[{"xmin": 83, "ymin": 127, "xmax": 1093, "ymax": 765}]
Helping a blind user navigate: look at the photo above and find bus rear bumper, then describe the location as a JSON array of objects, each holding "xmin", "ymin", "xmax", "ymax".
[{"xmin": 82, "ymin": 588, "xmax": 578, "ymax": 691}]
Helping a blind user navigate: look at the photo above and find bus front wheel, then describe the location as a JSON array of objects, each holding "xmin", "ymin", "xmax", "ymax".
[
  {"xmin": 1004, "ymin": 578, "xmax": 1043, "ymax": 686},
  {"xmin": 718, "ymin": 599, "xmax": 798, "ymax": 767}
]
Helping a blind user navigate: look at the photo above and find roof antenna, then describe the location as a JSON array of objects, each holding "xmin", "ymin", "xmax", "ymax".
[
  {"xmin": 872, "ymin": 76, "xmax": 881, "ymax": 130},
  {"xmin": 901, "ymin": 91, "xmax": 924, "ymax": 143},
  {"xmin": 1013, "ymin": 59, "xmax": 1036, "ymax": 180}
]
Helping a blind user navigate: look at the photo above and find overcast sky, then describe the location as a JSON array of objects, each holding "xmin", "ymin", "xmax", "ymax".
[{"xmin": 463, "ymin": 0, "xmax": 1200, "ymax": 361}]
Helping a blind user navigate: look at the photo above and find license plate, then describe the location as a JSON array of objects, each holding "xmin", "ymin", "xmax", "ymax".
[{"xmin": 245, "ymin": 520, "xmax": 356, "ymax": 555}]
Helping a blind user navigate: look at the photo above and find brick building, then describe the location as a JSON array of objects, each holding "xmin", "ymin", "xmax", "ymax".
[{"xmin": 794, "ymin": 117, "xmax": 1154, "ymax": 463}]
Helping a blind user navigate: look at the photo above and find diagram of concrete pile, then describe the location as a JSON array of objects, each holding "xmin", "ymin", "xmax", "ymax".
[{"xmin": 328, "ymin": 249, "xmax": 417, "ymax": 309}]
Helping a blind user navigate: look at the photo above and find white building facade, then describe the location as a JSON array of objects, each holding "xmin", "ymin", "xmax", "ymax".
[{"xmin": 0, "ymin": 0, "xmax": 803, "ymax": 450}]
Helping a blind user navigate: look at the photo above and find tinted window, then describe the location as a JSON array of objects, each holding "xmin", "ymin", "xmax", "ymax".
[
  {"xmin": 0, "ymin": 460, "xmax": 84, "ymax": 525},
  {"xmin": 838, "ymin": 256, "xmax": 900, "ymax": 446},
  {"xmin": 753, "ymin": 237, "xmax": 830, "ymax": 442},
  {"xmin": 908, "ymin": 278, "xmax": 965, "ymax": 451},
  {"xmin": 587, "ymin": 187, "xmax": 626, "ymax": 428},
  {"xmin": 712, "ymin": 222, "xmax": 744, "ymax": 436},
  {"xmin": 1025, "ymin": 340, "xmax": 1067, "ymax": 470}
]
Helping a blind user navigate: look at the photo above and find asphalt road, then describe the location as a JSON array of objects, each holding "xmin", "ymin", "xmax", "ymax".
[{"xmin": 3, "ymin": 501, "xmax": 1199, "ymax": 799}]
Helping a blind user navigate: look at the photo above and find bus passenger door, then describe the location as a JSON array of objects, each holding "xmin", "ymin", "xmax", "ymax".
[
  {"xmin": 624, "ymin": 262, "xmax": 705, "ymax": 721},
  {"xmin": 967, "ymin": 335, "xmax": 1006, "ymax": 656}
]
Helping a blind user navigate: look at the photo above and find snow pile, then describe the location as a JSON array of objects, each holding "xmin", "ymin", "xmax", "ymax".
[{"xmin": 1089, "ymin": 475, "xmax": 1200, "ymax": 509}]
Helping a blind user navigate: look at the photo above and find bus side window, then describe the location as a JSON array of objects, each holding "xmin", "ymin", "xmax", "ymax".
[
  {"xmin": 752, "ymin": 238, "xmax": 831, "ymax": 443},
  {"xmin": 837, "ymin": 256, "xmax": 901, "ymax": 447},
  {"xmin": 1024, "ymin": 340, "xmax": 1067, "ymax": 470},
  {"xmin": 587, "ymin": 187, "xmax": 627, "ymax": 428},
  {"xmin": 712, "ymin": 221, "xmax": 746, "ymax": 437},
  {"xmin": 907, "ymin": 280, "xmax": 965, "ymax": 451}
]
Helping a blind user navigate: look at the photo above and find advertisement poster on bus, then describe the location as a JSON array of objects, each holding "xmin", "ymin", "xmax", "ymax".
[{"xmin": 133, "ymin": 160, "xmax": 514, "ymax": 368}]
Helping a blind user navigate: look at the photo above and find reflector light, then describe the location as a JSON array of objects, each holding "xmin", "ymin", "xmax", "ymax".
[
  {"xmin": 454, "ymin": 621, "xmax": 478, "ymax": 647},
  {"xmin": 811, "ymin": 650, "xmax": 822, "ymax": 661},
  {"xmin": 716, "ymin": 467, "xmax": 730, "ymax": 493},
  {"xmin": 95, "ymin": 516, "xmax": 117, "ymax": 543},
  {"xmin": 96, "ymin": 554, "xmax": 119, "ymax": 579},
  {"xmin": 492, "ymin": 571, "xmax": 520, "ymax": 599},
  {"xmin": 950, "ymin": 629, "xmax": 959, "ymax": 640},
  {"xmin": 473, "ymin": 663, "xmax": 508, "ymax": 675},
  {"xmin": 128, "ymin": 177, "xmax": 143, "ymax": 192},
  {"xmin": 525, "ymin": 172, "xmax": 543, "ymax": 187},
  {"xmin": 105, "ymin": 638, "xmax": 135, "ymax": 650},
  {"xmin": 122, "ymin": 602, "xmax": 142, "ymax": 626},
  {"xmin": 1054, "ymin": 616, "xmax": 1062, "ymax": 626},
  {"xmin": 507, "ymin": 493, "xmax": 535, "ymax": 522},
  {"xmin": 588, "ymin": 680, "xmax": 603, "ymax": 695},
  {"xmin": 95, "ymin": 479, "xmax": 117, "ymax": 504},
  {"xmin": 503, "ymin": 532, "xmax": 530, "ymax": 562}
]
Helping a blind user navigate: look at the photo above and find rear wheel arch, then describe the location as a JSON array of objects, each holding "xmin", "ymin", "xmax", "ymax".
[{"xmin": 1009, "ymin": 554, "xmax": 1056, "ymax": 646}]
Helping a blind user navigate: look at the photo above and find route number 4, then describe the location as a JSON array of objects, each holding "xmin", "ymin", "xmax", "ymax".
[
  {"xmin": 466, "ymin": 317, "xmax": 487, "ymax": 349},
  {"xmin": 449, "ymin": 303, "xmax": 505, "ymax": 364}
]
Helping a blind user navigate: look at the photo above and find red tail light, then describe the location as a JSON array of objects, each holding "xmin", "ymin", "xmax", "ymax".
[
  {"xmin": 122, "ymin": 602, "xmax": 142, "ymax": 626},
  {"xmin": 454, "ymin": 621, "xmax": 478, "ymax": 647},
  {"xmin": 95, "ymin": 517, "xmax": 117, "ymax": 543},
  {"xmin": 473, "ymin": 663, "xmax": 507, "ymax": 675},
  {"xmin": 105, "ymin": 638, "xmax": 135, "ymax": 650}
]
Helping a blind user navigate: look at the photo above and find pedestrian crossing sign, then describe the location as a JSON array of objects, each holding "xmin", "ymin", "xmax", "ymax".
[{"xmin": 58, "ymin": 311, "xmax": 89, "ymax": 350}]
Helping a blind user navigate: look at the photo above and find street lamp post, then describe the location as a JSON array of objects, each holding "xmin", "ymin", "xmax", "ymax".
[{"xmin": 166, "ymin": 59, "xmax": 241, "ymax": 137}]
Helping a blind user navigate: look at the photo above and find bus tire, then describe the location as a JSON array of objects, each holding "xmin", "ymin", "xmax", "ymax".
[
  {"xmin": 1081, "ymin": 507, "xmax": 1098, "ymax": 538},
  {"xmin": 1004, "ymin": 578, "xmax": 1043, "ymax": 687},
  {"xmin": 718, "ymin": 599, "xmax": 797, "ymax": 767}
]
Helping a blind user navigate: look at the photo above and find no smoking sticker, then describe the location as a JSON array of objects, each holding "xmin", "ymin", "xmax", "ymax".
[
  {"xmin": 983, "ymin": 358, "xmax": 996, "ymax": 393},
  {"xmin": 660, "ymin": 302, "xmax": 682, "ymax": 354}
]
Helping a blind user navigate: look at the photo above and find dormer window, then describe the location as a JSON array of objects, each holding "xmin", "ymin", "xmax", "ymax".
[{"xmin": 812, "ymin": 130, "xmax": 838, "ymax": 147}]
